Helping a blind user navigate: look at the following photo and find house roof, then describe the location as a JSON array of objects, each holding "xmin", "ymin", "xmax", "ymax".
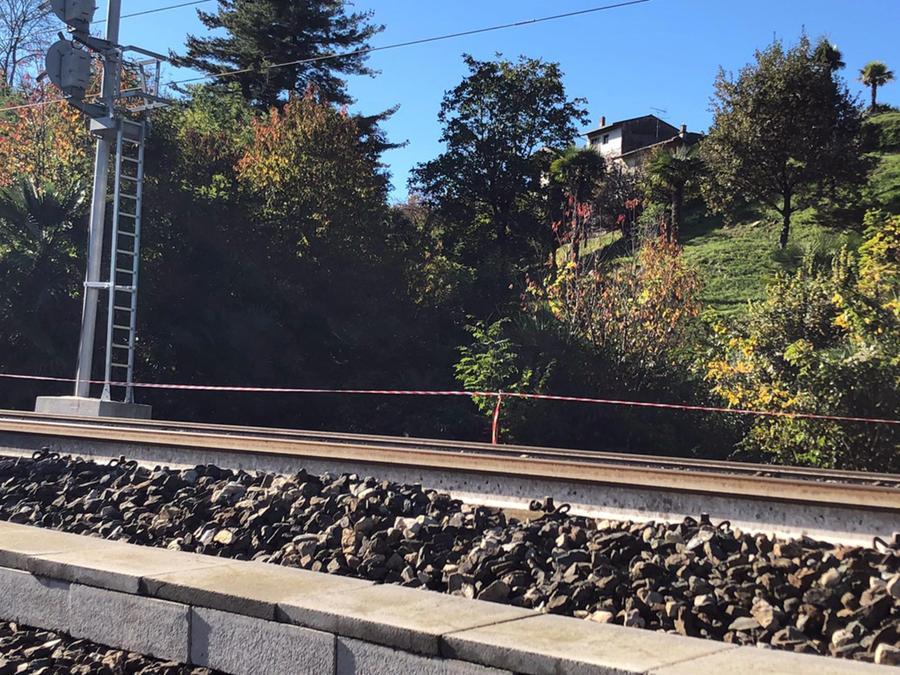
[{"xmin": 582, "ymin": 114, "xmax": 673, "ymax": 138}]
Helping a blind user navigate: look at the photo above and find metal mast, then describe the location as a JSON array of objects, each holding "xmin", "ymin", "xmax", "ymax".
[
  {"xmin": 74, "ymin": 0, "xmax": 122, "ymax": 398},
  {"xmin": 38, "ymin": 0, "xmax": 169, "ymax": 417}
]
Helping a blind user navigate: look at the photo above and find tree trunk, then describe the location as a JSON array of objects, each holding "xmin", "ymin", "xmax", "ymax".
[
  {"xmin": 571, "ymin": 204, "xmax": 581, "ymax": 267},
  {"xmin": 671, "ymin": 187, "xmax": 683, "ymax": 244},
  {"xmin": 779, "ymin": 192, "xmax": 792, "ymax": 250},
  {"xmin": 871, "ymin": 83, "xmax": 878, "ymax": 111}
]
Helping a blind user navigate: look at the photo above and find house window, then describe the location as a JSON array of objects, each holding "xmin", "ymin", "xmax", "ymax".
[{"xmin": 602, "ymin": 134, "xmax": 609, "ymax": 144}]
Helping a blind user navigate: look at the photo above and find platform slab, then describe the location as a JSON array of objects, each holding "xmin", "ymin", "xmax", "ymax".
[
  {"xmin": 278, "ymin": 583, "xmax": 533, "ymax": 656},
  {"xmin": 0, "ymin": 566, "xmax": 70, "ymax": 633},
  {"xmin": 442, "ymin": 613, "xmax": 733, "ymax": 675},
  {"xmin": 69, "ymin": 583, "xmax": 189, "ymax": 663},
  {"xmin": 336, "ymin": 636, "xmax": 511, "ymax": 675},
  {"xmin": 191, "ymin": 606, "xmax": 335, "ymax": 675},
  {"xmin": 27, "ymin": 539, "xmax": 228, "ymax": 594},
  {"xmin": 144, "ymin": 560, "xmax": 373, "ymax": 620},
  {"xmin": 648, "ymin": 643, "xmax": 887, "ymax": 674},
  {"xmin": 0, "ymin": 521, "xmax": 106, "ymax": 568}
]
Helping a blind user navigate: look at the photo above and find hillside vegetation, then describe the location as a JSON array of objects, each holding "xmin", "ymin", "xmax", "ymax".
[
  {"xmin": 582, "ymin": 110, "xmax": 900, "ymax": 319},
  {"xmin": 865, "ymin": 110, "xmax": 900, "ymax": 213}
]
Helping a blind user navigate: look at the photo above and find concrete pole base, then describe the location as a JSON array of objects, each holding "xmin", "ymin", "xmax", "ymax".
[{"xmin": 34, "ymin": 396, "xmax": 152, "ymax": 420}]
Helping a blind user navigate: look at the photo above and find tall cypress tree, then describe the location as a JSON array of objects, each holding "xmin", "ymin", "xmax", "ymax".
[{"xmin": 179, "ymin": 0, "xmax": 382, "ymax": 109}]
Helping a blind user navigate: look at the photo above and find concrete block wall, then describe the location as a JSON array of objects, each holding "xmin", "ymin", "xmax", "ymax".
[{"xmin": 0, "ymin": 521, "xmax": 885, "ymax": 675}]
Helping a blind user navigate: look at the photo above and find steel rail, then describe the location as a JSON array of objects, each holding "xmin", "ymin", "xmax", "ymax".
[
  {"xmin": 0, "ymin": 409, "xmax": 896, "ymax": 486},
  {"xmin": 0, "ymin": 412, "xmax": 897, "ymax": 514}
]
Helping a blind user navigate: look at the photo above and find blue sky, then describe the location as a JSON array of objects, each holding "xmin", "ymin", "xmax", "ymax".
[{"xmin": 107, "ymin": 0, "xmax": 900, "ymax": 201}]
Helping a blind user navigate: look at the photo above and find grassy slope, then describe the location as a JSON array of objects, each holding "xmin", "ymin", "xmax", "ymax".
[
  {"xmin": 581, "ymin": 111, "xmax": 900, "ymax": 320},
  {"xmin": 582, "ymin": 211, "xmax": 858, "ymax": 320},
  {"xmin": 865, "ymin": 111, "xmax": 900, "ymax": 213},
  {"xmin": 679, "ymin": 209, "xmax": 857, "ymax": 318}
]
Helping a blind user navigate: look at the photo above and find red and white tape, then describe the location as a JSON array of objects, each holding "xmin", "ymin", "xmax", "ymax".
[{"xmin": 1, "ymin": 372, "xmax": 898, "ymax": 445}]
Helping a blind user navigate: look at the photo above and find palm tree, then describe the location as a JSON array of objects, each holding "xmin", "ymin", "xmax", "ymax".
[
  {"xmin": 645, "ymin": 145, "xmax": 702, "ymax": 244},
  {"xmin": 859, "ymin": 61, "xmax": 895, "ymax": 111},
  {"xmin": 549, "ymin": 147, "xmax": 605, "ymax": 265},
  {"xmin": 814, "ymin": 40, "xmax": 845, "ymax": 72},
  {"xmin": 0, "ymin": 179, "xmax": 86, "ymax": 370}
]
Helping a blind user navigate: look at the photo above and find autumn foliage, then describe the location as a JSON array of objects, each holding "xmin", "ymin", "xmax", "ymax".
[
  {"xmin": 534, "ymin": 238, "xmax": 702, "ymax": 387},
  {"xmin": 0, "ymin": 79, "xmax": 92, "ymax": 189}
]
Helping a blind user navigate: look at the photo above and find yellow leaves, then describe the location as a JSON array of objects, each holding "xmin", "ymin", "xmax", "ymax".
[
  {"xmin": 0, "ymin": 84, "xmax": 92, "ymax": 188},
  {"xmin": 833, "ymin": 312, "xmax": 851, "ymax": 330}
]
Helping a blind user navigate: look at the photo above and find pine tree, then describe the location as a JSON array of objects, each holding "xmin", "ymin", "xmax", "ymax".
[{"xmin": 179, "ymin": 0, "xmax": 382, "ymax": 109}]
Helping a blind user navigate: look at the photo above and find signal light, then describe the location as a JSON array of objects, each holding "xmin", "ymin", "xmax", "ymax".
[
  {"xmin": 48, "ymin": 0, "xmax": 95, "ymax": 33},
  {"xmin": 45, "ymin": 40, "xmax": 92, "ymax": 100}
]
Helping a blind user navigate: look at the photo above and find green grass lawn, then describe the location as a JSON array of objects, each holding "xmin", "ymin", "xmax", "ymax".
[
  {"xmin": 554, "ymin": 229, "xmax": 621, "ymax": 265},
  {"xmin": 679, "ymin": 209, "xmax": 859, "ymax": 318},
  {"xmin": 867, "ymin": 152, "xmax": 900, "ymax": 213},
  {"xmin": 580, "ymin": 208, "xmax": 858, "ymax": 320}
]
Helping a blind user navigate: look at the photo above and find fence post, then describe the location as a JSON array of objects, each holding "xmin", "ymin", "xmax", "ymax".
[{"xmin": 491, "ymin": 392, "xmax": 503, "ymax": 444}]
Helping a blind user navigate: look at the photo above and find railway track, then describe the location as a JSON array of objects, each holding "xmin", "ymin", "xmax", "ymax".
[
  {"xmin": 0, "ymin": 409, "xmax": 898, "ymax": 546},
  {"xmin": 1, "ymin": 408, "xmax": 897, "ymax": 486}
]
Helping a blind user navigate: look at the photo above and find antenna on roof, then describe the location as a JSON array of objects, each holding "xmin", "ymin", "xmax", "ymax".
[{"xmin": 649, "ymin": 107, "xmax": 667, "ymax": 140}]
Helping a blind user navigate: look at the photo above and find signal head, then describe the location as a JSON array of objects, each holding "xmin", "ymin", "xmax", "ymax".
[
  {"xmin": 49, "ymin": 0, "xmax": 95, "ymax": 34},
  {"xmin": 45, "ymin": 39, "xmax": 92, "ymax": 101}
]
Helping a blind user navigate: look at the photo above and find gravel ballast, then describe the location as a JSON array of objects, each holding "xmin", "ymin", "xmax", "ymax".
[
  {"xmin": 0, "ymin": 621, "xmax": 215, "ymax": 674},
  {"xmin": 0, "ymin": 451, "xmax": 898, "ymax": 666}
]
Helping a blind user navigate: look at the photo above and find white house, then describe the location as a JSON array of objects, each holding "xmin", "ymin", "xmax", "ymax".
[{"xmin": 585, "ymin": 114, "xmax": 701, "ymax": 170}]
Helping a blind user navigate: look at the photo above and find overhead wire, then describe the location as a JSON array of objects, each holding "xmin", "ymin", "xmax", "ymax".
[
  {"xmin": 169, "ymin": 0, "xmax": 650, "ymax": 84},
  {"xmin": 0, "ymin": 0, "xmax": 650, "ymax": 114},
  {"xmin": 102, "ymin": 0, "xmax": 216, "ymax": 23}
]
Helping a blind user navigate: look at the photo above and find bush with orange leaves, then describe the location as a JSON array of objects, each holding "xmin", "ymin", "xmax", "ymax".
[
  {"xmin": 235, "ymin": 90, "xmax": 387, "ymax": 259},
  {"xmin": 532, "ymin": 237, "xmax": 702, "ymax": 390},
  {"xmin": 0, "ymin": 78, "xmax": 92, "ymax": 189}
]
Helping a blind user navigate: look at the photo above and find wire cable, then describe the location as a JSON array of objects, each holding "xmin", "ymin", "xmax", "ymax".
[
  {"xmin": 2, "ymin": 0, "xmax": 649, "ymax": 114},
  {"xmin": 99, "ymin": 0, "xmax": 216, "ymax": 23},
  {"xmin": 35, "ymin": 0, "xmax": 215, "ymax": 35},
  {"xmin": 0, "ymin": 98, "xmax": 63, "ymax": 113},
  {"xmin": 169, "ymin": 0, "xmax": 650, "ymax": 84}
]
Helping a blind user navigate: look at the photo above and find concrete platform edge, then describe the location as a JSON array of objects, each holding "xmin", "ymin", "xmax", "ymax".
[{"xmin": 0, "ymin": 522, "xmax": 885, "ymax": 675}]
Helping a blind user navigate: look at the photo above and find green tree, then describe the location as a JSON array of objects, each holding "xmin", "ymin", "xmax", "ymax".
[
  {"xmin": 705, "ymin": 227, "xmax": 899, "ymax": 471},
  {"xmin": 454, "ymin": 318, "xmax": 552, "ymax": 442},
  {"xmin": 813, "ymin": 39, "xmax": 844, "ymax": 72},
  {"xmin": 134, "ymin": 86, "xmax": 460, "ymax": 436},
  {"xmin": 859, "ymin": 60, "xmax": 895, "ymax": 111},
  {"xmin": 549, "ymin": 146, "xmax": 605, "ymax": 264},
  {"xmin": 645, "ymin": 144, "xmax": 702, "ymax": 243},
  {"xmin": 410, "ymin": 54, "xmax": 587, "ymax": 313},
  {"xmin": 0, "ymin": 179, "xmax": 85, "ymax": 376},
  {"xmin": 179, "ymin": 0, "xmax": 381, "ymax": 109},
  {"xmin": 703, "ymin": 35, "xmax": 868, "ymax": 249}
]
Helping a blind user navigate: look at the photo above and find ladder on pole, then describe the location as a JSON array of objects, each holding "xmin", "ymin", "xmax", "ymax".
[{"xmin": 101, "ymin": 118, "xmax": 146, "ymax": 403}]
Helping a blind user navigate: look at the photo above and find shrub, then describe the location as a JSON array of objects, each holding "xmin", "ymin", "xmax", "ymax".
[{"xmin": 704, "ymin": 217, "xmax": 899, "ymax": 470}]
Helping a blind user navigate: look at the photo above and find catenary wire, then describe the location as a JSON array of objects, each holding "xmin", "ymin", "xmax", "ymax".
[
  {"xmin": 169, "ymin": 0, "xmax": 651, "ymax": 84},
  {"xmin": 0, "ymin": 0, "xmax": 650, "ymax": 114},
  {"xmin": 102, "ymin": 0, "xmax": 216, "ymax": 23},
  {"xmin": 35, "ymin": 0, "xmax": 216, "ymax": 36}
]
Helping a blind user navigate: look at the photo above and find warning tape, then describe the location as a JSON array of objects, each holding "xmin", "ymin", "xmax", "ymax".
[{"xmin": 1, "ymin": 372, "xmax": 898, "ymax": 446}]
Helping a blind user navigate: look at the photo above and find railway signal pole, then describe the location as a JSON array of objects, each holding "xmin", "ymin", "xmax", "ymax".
[
  {"xmin": 75, "ymin": 0, "xmax": 121, "ymax": 402},
  {"xmin": 35, "ymin": 0, "xmax": 167, "ymax": 419}
]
